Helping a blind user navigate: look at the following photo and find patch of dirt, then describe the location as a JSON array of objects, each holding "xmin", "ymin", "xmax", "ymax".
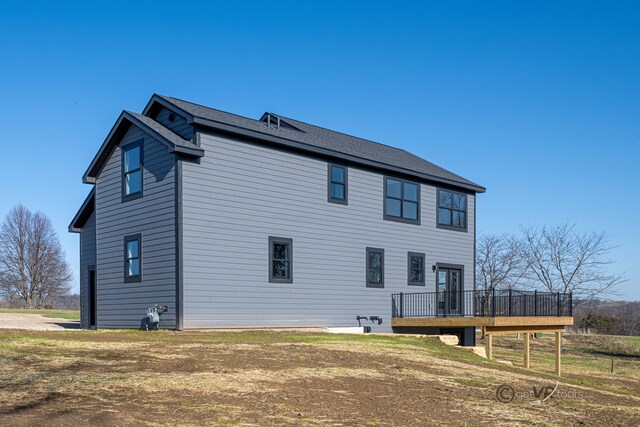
[{"xmin": 0, "ymin": 330, "xmax": 638, "ymax": 426}]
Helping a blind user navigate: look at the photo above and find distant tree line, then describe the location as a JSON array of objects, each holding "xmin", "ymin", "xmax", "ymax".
[
  {"xmin": 572, "ymin": 300, "xmax": 640, "ymax": 336},
  {"xmin": 0, "ymin": 205, "xmax": 73, "ymax": 308},
  {"xmin": 477, "ymin": 223, "xmax": 626, "ymax": 306}
]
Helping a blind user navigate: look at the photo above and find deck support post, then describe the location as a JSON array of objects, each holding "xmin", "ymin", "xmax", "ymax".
[
  {"xmin": 524, "ymin": 333, "xmax": 530, "ymax": 369},
  {"xmin": 555, "ymin": 331, "xmax": 562, "ymax": 377},
  {"xmin": 486, "ymin": 333, "xmax": 493, "ymax": 360}
]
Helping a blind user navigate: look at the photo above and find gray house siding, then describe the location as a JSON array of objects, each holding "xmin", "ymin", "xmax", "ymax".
[
  {"xmin": 181, "ymin": 132, "xmax": 475, "ymax": 330},
  {"xmin": 79, "ymin": 212, "xmax": 96, "ymax": 329},
  {"xmin": 94, "ymin": 125, "xmax": 177, "ymax": 328},
  {"xmin": 155, "ymin": 107, "xmax": 194, "ymax": 141}
]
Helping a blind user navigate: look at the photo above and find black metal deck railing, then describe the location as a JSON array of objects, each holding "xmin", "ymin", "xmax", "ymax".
[{"xmin": 391, "ymin": 289, "xmax": 572, "ymax": 318}]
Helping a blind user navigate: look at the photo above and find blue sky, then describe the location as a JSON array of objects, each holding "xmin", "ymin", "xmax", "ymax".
[{"xmin": 0, "ymin": 1, "xmax": 638, "ymax": 299}]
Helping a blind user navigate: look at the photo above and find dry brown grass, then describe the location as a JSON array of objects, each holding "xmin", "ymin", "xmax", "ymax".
[{"xmin": 0, "ymin": 330, "xmax": 638, "ymax": 426}]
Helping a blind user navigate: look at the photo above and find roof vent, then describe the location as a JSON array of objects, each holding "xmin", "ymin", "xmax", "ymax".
[{"xmin": 265, "ymin": 113, "xmax": 281, "ymax": 130}]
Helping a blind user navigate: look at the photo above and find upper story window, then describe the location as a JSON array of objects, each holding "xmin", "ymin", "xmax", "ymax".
[
  {"xmin": 122, "ymin": 141, "xmax": 143, "ymax": 201},
  {"xmin": 384, "ymin": 177, "xmax": 420, "ymax": 224},
  {"xmin": 269, "ymin": 236, "xmax": 293, "ymax": 284},
  {"xmin": 124, "ymin": 234, "xmax": 142, "ymax": 283},
  {"xmin": 328, "ymin": 164, "xmax": 348, "ymax": 204},
  {"xmin": 366, "ymin": 247, "xmax": 384, "ymax": 288},
  {"xmin": 437, "ymin": 189, "xmax": 468, "ymax": 231},
  {"xmin": 408, "ymin": 252, "xmax": 426, "ymax": 286}
]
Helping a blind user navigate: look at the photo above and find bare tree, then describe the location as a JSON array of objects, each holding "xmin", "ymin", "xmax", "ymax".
[
  {"xmin": 0, "ymin": 205, "xmax": 72, "ymax": 308},
  {"xmin": 521, "ymin": 223, "xmax": 624, "ymax": 304},
  {"xmin": 476, "ymin": 233, "xmax": 529, "ymax": 294}
]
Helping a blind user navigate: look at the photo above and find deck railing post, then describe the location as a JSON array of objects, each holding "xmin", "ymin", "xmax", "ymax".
[
  {"xmin": 508, "ymin": 289, "xmax": 512, "ymax": 316},
  {"xmin": 569, "ymin": 291, "xmax": 573, "ymax": 316},
  {"xmin": 534, "ymin": 290, "xmax": 538, "ymax": 316},
  {"xmin": 557, "ymin": 291, "xmax": 561, "ymax": 316},
  {"xmin": 492, "ymin": 288, "xmax": 496, "ymax": 317},
  {"xmin": 399, "ymin": 292, "xmax": 404, "ymax": 318}
]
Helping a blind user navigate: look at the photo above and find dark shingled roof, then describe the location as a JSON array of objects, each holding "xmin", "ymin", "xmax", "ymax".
[{"xmin": 154, "ymin": 95, "xmax": 485, "ymax": 192}]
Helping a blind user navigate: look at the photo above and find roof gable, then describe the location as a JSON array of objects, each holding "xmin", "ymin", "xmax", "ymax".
[{"xmin": 83, "ymin": 110, "xmax": 203, "ymax": 184}]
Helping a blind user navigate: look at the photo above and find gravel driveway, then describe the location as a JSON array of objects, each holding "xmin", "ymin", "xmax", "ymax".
[{"xmin": 0, "ymin": 313, "xmax": 80, "ymax": 330}]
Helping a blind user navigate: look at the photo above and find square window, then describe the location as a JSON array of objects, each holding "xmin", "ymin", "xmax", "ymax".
[
  {"xmin": 437, "ymin": 189, "xmax": 468, "ymax": 231},
  {"xmin": 384, "ymin": 177, "xmax": 420, "ymax": 224}
]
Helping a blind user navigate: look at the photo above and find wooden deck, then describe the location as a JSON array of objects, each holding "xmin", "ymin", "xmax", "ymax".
[
  {"xmin": 392, "ymin": 315, "xmax": 573, "ymax": 376},
  {"xmin": 391, "ymin": 316, "xmax": 573, "ymax": 333}
]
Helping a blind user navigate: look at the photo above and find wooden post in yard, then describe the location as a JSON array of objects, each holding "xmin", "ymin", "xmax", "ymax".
[
  {"xmin": 486, "ymin": 333, "xmax": 493, "ymax": 360},
  {"xmin": 555, "ymin": 332, "xmax": 562, "ymax": 377},
  {"xmin": 524, "ymin": 333, "xmax": 530, "ymax": 369}
]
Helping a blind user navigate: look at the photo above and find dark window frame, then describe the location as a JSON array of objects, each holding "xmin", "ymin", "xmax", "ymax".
[
  {"xmin": 436, "ymin": 188, "xmax": 469, "ymax": 232},
  {"xmin": 124, "ymin": 233, "xmax": 142, "ymax": 283},
  {"xmin": 327, "ymin": 163, "xmax": 348, "ymax": 205},
  {"xmin": 366, "ymin": 247, "xmax": 385, "ymax": 288},
  {"xmin": 268, "ymin": 236, "xmax": 293, "ymax": 284},
  {"xmin": 121, "ymin": 139, "xmax": 144, "ymax": 202},
  {"xmin": 407, "ymin": 252, "xmax": 426, "ymax": 286},
  {"xmin": 383, "ymin": 176, "xmax": 421, "ymax": 225}
]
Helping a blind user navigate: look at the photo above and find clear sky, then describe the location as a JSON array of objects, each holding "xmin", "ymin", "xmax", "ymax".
[{"xmin": 0, "ymin": 1, "xmax": 638, "ymax": 299}]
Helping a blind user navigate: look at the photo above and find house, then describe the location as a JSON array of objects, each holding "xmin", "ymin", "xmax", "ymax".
[{"xmin": 70, "ymin": 94, "xmax": 489, "ymax": 342}]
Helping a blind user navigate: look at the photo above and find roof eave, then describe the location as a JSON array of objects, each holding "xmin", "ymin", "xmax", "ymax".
[
  {"xmin": 68, "ymin": 188, "xmax": 95, "ymax": 233},
  {"xmin": 192, "ymin": 117, "xmax": 486, "ymax": 193}
]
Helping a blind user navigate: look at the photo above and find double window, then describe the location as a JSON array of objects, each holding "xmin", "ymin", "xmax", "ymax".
[
  {"xmin": 328, "ymin": 164, "xmax": 348, "ymax": 204},
  {"xmin": 437, "ymin": 189, "xmax": 467, "ymax": 231},
  {"xmin": 122, "ymin": 141, "xmax": 143, "ymax": 201},
  {"xmin": 366, "ymin": 247, "xmax": 384, "ymax": 288},
  {"xmin": 384, "ymin": 177, "xmax": 420, "ymax": 224},
  {"xmin": 124, "ymin": 234, "xmax": 142, "ymax": 282},
  {"xmin": 269, "ymin": 237, "xmax": 293, "ymax": 283}
]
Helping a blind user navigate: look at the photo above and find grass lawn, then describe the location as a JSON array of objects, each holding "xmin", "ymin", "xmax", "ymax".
[
  {"xmin": 0, "ymin": 308, "xmax": 80, "ymax": 320},
  {"xmin": 0, "ymin": 329, "xmax": 638, "ymax": 426}
]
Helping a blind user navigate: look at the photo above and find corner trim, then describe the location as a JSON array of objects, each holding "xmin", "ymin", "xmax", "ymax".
[{"xmin": 175, "ymin": 157, "xmax": 184, "ymax": 330}]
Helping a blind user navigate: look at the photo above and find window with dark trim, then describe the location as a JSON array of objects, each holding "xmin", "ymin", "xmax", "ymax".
[
  {"xmin": 328, "ymin": 164, "xmax": 348, "ymax": 204},
  {"xmin": 269, "ymin": 236, "xmax": 293, "ymax": 283},
  {"xmin": 407, "ymin": 252, "xmax": 425, "ymax": 286},
  {"xmin": 437, "ymin": 189, "xmax": 468, "ymax": 231},
  {"xmin": 384, "ymin": 177, "xmax": 420, "ymax": 224},
  {"xmin": 124, "ymin": 234, "xmax": 142, "ymax": 283},
  {"xmin": 122, "ymin": 141, "xmax": 143, "ymax": 201},
  {"xmin": 366, "ymin": 247, "xmax": 384, "ymax": 288}
]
